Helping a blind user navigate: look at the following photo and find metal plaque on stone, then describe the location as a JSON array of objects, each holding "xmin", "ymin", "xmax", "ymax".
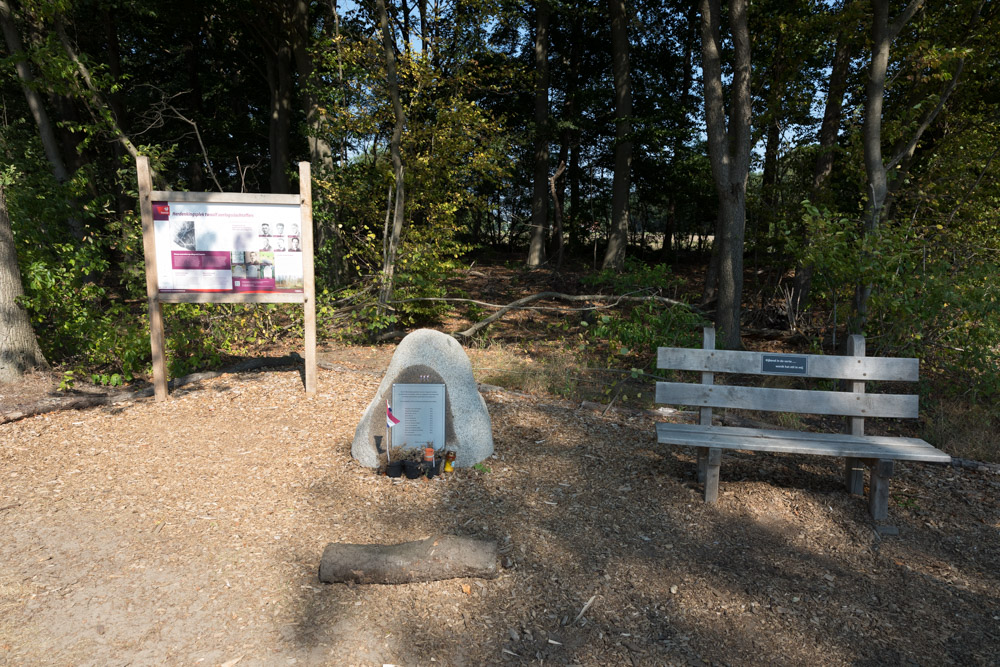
[{"xmin": 391, "ymin": 383, "xmax": 446, "ymax": 450}]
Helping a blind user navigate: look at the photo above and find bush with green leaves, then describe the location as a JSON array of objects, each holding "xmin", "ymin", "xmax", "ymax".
[
  {"xmin": 583, "ymin": 304, "xmax": 707, "ymax": 357},
  {"xmin": 786, "ymin": 200, "xmax": 1000, "ymax": 401},
  {"xmin": 579, "ymin": 257, "xmax": 707, "ymax": 356}
]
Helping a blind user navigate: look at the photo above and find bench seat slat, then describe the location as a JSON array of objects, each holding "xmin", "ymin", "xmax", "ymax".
[
  {"xmin": 655, "ymin": 381, "xmax": 918, "ymax": 419},
  {"xmin": 656, "ymin": 422, "xmax": 951, "ymax": 463},
  {"xmin": 657, "ymin": 347, "xmax": 919, "ymax": 381}
]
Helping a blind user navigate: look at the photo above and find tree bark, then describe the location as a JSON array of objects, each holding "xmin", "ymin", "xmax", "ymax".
[
  {"xmin": 662, "ymin": 2, "xmax": 698, "ymax": 265},
  {"xmin": 812, "ymin": 31, "xmax": 852, "ymax": 195},
  {"xmin": 0, "ymin": 184, "xmax": 49, "ymax": 384},
  {"xmin": 601, "ymin": 0, "xmax": 633, "ymax": 271},
  {"xmin": 548, "ymin": 151, "xmax": 567, "ymax": 267},
  {"xmin": 292, "ymin": 0, "xmax": 334, "ymax": 172},
  {"xmin": 257, "ymin": 2, "xmax": 295, "ymax": 195},
  {"xmin": 526, "ymin": 1, "xmax": 550, "ymax": 268},
  {"xmin": 376, "ymin": 0, "xmax": 407, "ymax": 319},
  {"xmin": 0, "ymin": 1, "xmax": 70, "ymax": 185},
  {"xmin": 851, "ymin": 0, "xmax": 925, "ymax": 334},
  {"xmin": 700, "ymin": 0, "xmax": 752, "ymax": 350},
  {"xmin": 318, "ymin": 535, "xmax": 498, "ymax": 584},
  {"xmin": 418, "ymin": 0, "xmax": 429, "ymax": 56}
]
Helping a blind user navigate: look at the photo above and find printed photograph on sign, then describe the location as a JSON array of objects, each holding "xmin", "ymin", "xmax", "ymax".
[{"xmin": 153, "ymin": 200, "xmax": 303, "ymax": 294}]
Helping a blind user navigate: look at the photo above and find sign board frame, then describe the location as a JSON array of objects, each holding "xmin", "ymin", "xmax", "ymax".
[
  {"xmin": 390, "ymin": 383, "xmax": 446, "ymax": 451},
  {"xmin": 137, "ymin": 156, "xmax": 316, "ymax": 400}
]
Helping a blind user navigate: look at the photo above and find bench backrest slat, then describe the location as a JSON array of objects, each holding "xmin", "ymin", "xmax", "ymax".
[
  {"xmin": 656, "ymin": 347, "xmax": 918, "ymax": 382},
  {"xmin": 655, "ymin": 381, "xmax": 919, "ymax": 419}
]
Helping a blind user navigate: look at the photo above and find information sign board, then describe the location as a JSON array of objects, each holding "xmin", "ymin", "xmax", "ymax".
[
  {"xmin": 137, "ymin": 157, "xmax": 316, "ymax": 400},
  {"xmin": 391, "ymin": 384, "xmax": 446, "ymax": 450},
  {"xmin": 152, "ymin": 200, "xmax": 304, "ymax": 294}
]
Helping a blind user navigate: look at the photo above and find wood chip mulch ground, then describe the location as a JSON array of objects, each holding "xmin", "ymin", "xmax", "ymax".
[{"xmin": 1, "ymin": 345, "xmax": 999, "ymax": 666}]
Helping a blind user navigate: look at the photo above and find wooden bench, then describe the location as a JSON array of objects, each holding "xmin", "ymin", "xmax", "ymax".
[{"xmin": 654, "ymin": 327, "xmax": 950, "ymax": 519}]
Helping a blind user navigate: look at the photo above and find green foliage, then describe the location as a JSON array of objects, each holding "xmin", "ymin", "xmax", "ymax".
[
  {"xmin": 310, "ymin": 25, "xmax": 510, "ymax": 334},
  {"xmin": 18, "ymin": 235, "xmax": 149, "ymax": 383},
  {"xmin": 579, "ymin": 258, "xmax": 707, "ymax": 354},
  {"xmin": 58, "ymin": 370, "xmax": 76, "ymax": 392},
  {"xmin": 785, "ymin": 201, "xmax": 1000, "ymax": 400},
  {"xmin": 584, "ymin": 305, "xmax": 706, "ymax": 354},
  {"xmin": 92, "ymin": 372, "xmax": 123, "ymax": 387},
  {"xmin": 582, "ymin": 257, "xmax": 686, "ymax": 293}
]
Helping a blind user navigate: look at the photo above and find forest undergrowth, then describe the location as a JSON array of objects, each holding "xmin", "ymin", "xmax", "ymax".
[{"xmin": 31, "ymin": 252, "xmax": 1000, "ymax": 466}]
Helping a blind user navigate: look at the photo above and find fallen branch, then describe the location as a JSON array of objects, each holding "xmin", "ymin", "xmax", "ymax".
[
  {"xmin": 573, "ymin": 594, "xmax": 597, "ymax": 624},
  {"xmin": 318, "ymin": 535, "xmax": 498, "ymax": 584},
  {"xmin": 427, "ymin": 291, "xmax": 702, "ymax": 340},
  {"xmin": 0, "ymin": 355, "xmax": 303, "ymax": 425}
]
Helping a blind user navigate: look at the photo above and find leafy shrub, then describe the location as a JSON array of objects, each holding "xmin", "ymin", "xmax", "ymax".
[
  {"xmin": 580, "ymin": 258, "xmax": 707, "ymax": 354},
  {"xmin": 786, "ymin": 200, "xmax": 1000, "ymax": 403}
]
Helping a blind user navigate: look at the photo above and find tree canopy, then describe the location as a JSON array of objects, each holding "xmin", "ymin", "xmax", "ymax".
[{"xmin": 1, "ymin": 0, "xmax": 998, "ymax": 397}]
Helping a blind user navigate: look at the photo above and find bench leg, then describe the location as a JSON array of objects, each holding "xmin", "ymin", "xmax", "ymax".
[
  {"xmin": 703, "ymin": 447, "xmax": 722, "ymax": 503},
  {"xmin": 845, "ymin": 457, "xmax": 865, "ymax": 496},
  {"xmin": 868, "ymin": 459, "xmax": 894, "ymax": 521},
  {"xmin": 697, "ymin": 447, "xmax": 708, "ymax": 484}
]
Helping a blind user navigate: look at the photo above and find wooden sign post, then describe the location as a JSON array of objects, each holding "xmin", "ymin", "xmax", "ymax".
[{"xmin": 137, "ymin": 156, "xmax": 316, "ymax": 400}]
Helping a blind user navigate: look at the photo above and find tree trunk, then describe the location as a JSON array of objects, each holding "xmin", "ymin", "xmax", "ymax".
[
  {"xmin": 526, "ymin": 1, "xmax": 550, "ymax": 268},
  {"xmin": 418, "ymin": 0, "xmax": 429, "ymax": 55},
  {"xmin": 851, "ymin": 0, "xmax": 925, "ymax": 334},
  {"xmin": 0, "ymin": 1, "xmax": 85, "ymax": 239},
  {"xmin": 318, "ymin": 535, "xmax": 498, "ymax": 584},
  {"xmin": 601, "ymin": 0, "xmax": 633, "ymax": 271},
  {"xmin": 548, "ymin": 148, "xmax": 567, "ymax": 267},
  {"xmin": 267, "ymin": 24, "xmax": 294, "ymax": 194},
  {"xmin": 760, "ymin": 115, "xmax": 781, "ymax": 210},
  {"xmin": 292, "ymin": 0, "xmax": 334, "ymax": 172},
  {"xmin": 662, "ymin": 2, "xmax": 697, "ymax": 266},
  {"xmin": 376, "ymin": 0, "xmax": 407, "ymax": 318},
  {"xmin": 400, "ymin": 0, "xmax": 411, "ymax": 51},
  {"xmin": 564, "ymin": 11, "xmax": 581, "ymax": 254},
  {"xmin": 0, "ymin": 1, "xmax": 71, "ymax": 185},
  {"xmin": 700, "ymin": 0, "xmax": 751, "ymax": 350},
  {"xmin": 0, "ymin": 184, "xmax": 48, "ymax": 384}
]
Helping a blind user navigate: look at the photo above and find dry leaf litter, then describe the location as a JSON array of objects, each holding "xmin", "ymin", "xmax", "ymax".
[{"xmin": 0, "ymin": 347, "xmax": 998, "ymax": 666}]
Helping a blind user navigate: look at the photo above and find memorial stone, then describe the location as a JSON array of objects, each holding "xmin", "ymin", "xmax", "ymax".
[{"xmin": 351, "ymin": 329, "xmax": 494, "ymax": 468}]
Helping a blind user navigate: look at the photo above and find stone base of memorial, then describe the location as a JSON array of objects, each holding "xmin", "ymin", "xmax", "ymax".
[{"xmin": 351, "ymin": 329, "xmax": 494, "ymax": 468}]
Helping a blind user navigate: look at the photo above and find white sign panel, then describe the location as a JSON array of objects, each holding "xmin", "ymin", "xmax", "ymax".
[
  {"xmin": 391, "ymin": 384, "xmax": 446, "ymax": 450},
  {"xmin": 152, "ymin": 200, "xmax": 304, "ymax": 294}
]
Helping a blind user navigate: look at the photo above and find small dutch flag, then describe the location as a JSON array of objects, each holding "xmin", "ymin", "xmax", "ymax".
[{"xmin": 386, "ymin": 399, "xmax": 400, "ymax": 429}]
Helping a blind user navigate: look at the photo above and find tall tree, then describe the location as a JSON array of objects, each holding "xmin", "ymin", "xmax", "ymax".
[
  {"xmin": 851, "ymin": 0, "xmax": 974, "ymax": 333},
  {"xmin": 526, "ymin": 0, "xmax": 550, "ymax": 268},
  {"xmin": 0, "ymin": 0, "xmax": 68, "ymax": 185},
  {"xmin": 376, "ymin": 0, "xmax": 407, "ymax": 319},
  {"xmin": 0, "ymin": 181, "xmax": 48, "ymax": 383},
  {"xmin": 853, "ymin": 0, "xmax": 922, "ymax": 333},
  {"xmin": 601, "ymin": 0, "xmax": 633, "ymax": 271},
  {"xmin": 292, "ymin": 0, "xmax": 334, "ymax": 171},
  {"xmin": 700, "ymin": 0, "xmax": 752, "ymax": 349}
]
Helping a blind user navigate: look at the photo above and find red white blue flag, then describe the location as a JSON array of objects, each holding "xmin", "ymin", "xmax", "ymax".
[{"xmin": 386, "ymin": 399, "xmax": 400, "ymax": 428}]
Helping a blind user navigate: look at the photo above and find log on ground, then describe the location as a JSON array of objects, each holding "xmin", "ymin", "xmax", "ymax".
[{"xmin": 318, "ymin": 535, "xmax": 498, "ymax": 584}]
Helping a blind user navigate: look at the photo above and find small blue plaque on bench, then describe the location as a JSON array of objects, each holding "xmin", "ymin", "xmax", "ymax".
[{"xmin": 761, "ymin": 354, "xmax": 808, "ymax": 375}]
